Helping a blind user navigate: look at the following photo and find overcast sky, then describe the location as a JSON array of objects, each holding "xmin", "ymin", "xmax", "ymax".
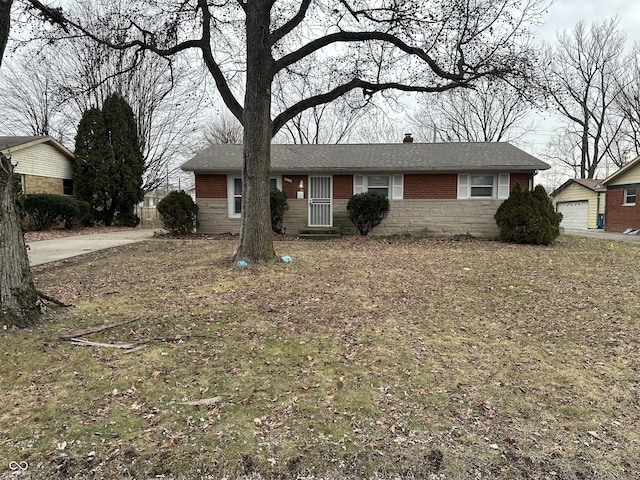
[{"xmin": 534, "ymin": 0, "xmax": 640, "ymax": 44}]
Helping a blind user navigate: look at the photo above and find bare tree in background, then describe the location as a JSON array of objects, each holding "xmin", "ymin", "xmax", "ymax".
[
  {"xmin": 0, "ymin": 55, "xmax": 74, "ymax": 142},
  {"xmin": 352, "ymin": 109, "xmax": 409, "ymax": 144},
  {"xmin": 2, "ymin": 0, "xmax": 209, "ymax": 192},
  {"xmin": 202, "ymin": 112, "xmax": 243, "ymax": 145},
  {"xmin": 26, "ymin": 0, "xmax": 547, "ymax": 262},
  {"xmin": 411, "ymin": 80, "xmax": 534, "ymax": 143},
  {"xmin": 272, "ymin": 58, "xmax": 373, "ymax": 144},
  {"xmin": 615, "ymin": 45, "xmax": 640, "ymax": 161},
  {"xmin": 542, "ymin": 19, "xmax": 628, "ymax": 178}
]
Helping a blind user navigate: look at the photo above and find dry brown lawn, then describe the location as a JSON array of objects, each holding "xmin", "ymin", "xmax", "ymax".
[{"xmin": 1, "ymin": 234, "xmax": 639, "ymax": 479}]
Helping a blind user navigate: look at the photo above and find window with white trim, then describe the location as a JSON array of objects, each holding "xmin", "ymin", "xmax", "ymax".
[
  {"xmin": 624, "ymin": 187, "xmax": 637, "ymax": 205},
  {"xmin": 228, "ymin": 176, "xmax": 281, "ymax": 218},
  {"xmin": 458, "ymin": 173, "xmax": 510, "ymax": 200},
  {"xmin": 354, "ymin": 174, "xmax": 403, "ymax": 199}
]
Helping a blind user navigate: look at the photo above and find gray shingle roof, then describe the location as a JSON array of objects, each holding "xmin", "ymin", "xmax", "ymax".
[
  {"xmin": 181, "ymin": 142, "xmax": 549, "ymax": 173},
  {"xmin": 0, "ymin": 136, "xmax": 47, "ymax": 150},
  {"xmin": 0, "ymin": 136, "xmax": 75, "ymax": 159}
]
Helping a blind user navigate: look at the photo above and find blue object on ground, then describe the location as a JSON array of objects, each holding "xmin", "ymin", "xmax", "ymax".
[
  {"xmin": 236, "ymin": 260, "xmax": 248, "ymax": 268},
  {"xmin": 280, "ymin": 256, "xmax": 292, "ymax": 263}
]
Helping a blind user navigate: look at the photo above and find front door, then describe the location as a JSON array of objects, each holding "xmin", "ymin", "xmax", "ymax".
[{"xmin": 308, "ymin": 176, "xmax": 332, "ymax": 227}]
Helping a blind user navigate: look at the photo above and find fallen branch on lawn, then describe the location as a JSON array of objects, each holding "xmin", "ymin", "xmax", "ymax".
[
  {"xmin": 69, "ymin": 338, "xmax": 136, "ymax": 349},
  {"xmin": 62, "ymin": 333, "xmax": 218, "ymax": 351},
  {"xmin": 37, "ymin": 290, "xmax": 72, "ymax": 308},
  {"xmin": 58, "ymin": 317, "xmax": 142, "ymax": 340}
]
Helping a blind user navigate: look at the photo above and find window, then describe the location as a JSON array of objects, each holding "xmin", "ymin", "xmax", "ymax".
[
  {"xmin": 63, "ymin": 179, "xmax": 74, "ymax": 196},
  {"xmin": 228, "ymin": 176, "xmax": 281, "ymax": 218},
  {"xmin": 458, "ymin": 173, "xmax": 510, "ymax": 200},
  {"xmin": 354, "ymin": 174, "xmax": 403, "ymax": 199},
  {"xmin": 470, "ymin": 175, "xmax": 494, "ymax": 197},
  {"xmin": 624, "ymin": 187, "xmax": 637, "ymax": 205}
]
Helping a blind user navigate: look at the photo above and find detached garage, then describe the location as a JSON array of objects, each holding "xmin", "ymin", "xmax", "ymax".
[{"xmin": 551, "ymin": 178, "xmax": 605, "ymax": 230}]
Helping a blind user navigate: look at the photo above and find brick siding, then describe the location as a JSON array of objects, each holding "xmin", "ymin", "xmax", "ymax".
[
  {"xmin": 404, "ymin": 174, "xmax": 457, "ymax": 199},
  {"xmin": 605, "ymin": 186, "xmax": 640, "ymax": 232},
  {"xmin": 195, "ymin": 174, "xmax": 227, "ymax": 199},
  {"xmin": 510, "ymin": 173, "xmax": 531, "ymax": 191},
  {"xmin": 333, "ymin": 175, "xmax": 353, "ymax": 199},
  {"xmin": 24, "ymin": 175, "xmax": 64, "ymax": 195},
  {"xmin": 282, "ymin": 175, "xmax": 307, "ymax": 199}
]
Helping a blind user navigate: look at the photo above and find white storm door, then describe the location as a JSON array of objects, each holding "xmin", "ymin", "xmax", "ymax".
[{"xmin": 308, "ymin": 176, "xmax": 332, "ymax": 227}]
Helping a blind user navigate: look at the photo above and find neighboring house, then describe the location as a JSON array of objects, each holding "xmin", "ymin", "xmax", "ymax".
[
  {"xmin": 551, "ymin": 178, "xmax": 606, "ymax": 230},
  {"xmin": 601, "ymin": 155, "xmax": 640, "ymax": 233},
  {"xmin": 181, "ymin": 140, "xmax": 550, "ymax": 237},
  {"xmin": 0, "ymin": 136, "xmax": 75, "ymax": 196}
]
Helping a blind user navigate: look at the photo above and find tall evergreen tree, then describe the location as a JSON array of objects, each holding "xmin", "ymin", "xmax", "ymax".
[
  {"xmin": 73, "ymin": 94, "xmax": 144, "ymax": 226},
  {"xmin": 74, "ymin": 107, "xmax": 116, "ymax": 224},
  {"xmin": 103, "ymin": 93, "xmax": 144, "ymax": 224}
]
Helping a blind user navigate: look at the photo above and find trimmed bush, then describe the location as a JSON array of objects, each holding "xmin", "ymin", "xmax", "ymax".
[
  {"xmin": 157, "ymin": 190, "xmax": 199, "ymax": 235},
  {"xmin": 22, "ymin": 194, "xmax": 81, "ymax": 231},
  {"xmin": 270, "ymin": 188, "xmax": 288, "ymax": 234},
  {"xmin": 347, "ymin": 191, "xmax": 390, "ymax": 236},
  {"xmin": 115, "ymin": 210, "xmax": 141, "ymax": 227},
  {"xmin": 494, "ymin": 184, "xmax": 562, "ymax": 245}
]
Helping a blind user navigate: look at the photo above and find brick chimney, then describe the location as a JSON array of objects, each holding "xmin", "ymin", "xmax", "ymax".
[{"xmin": 403, "ymin": 133, "xmax": 414, "ymax": 143}]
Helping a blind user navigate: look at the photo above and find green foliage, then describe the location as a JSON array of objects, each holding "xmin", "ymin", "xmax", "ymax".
[
  {"xmin": 494, "ymin": 184, "xmax": 562, "ymax": 245},
  {"xmin": 22, "ymin": 194, "xmax": 82, "ymax": 231},
  {"xmin": 157, "ymin": 190, "xmax": 199, "ymax": 235},
  {"xmin": 73, "ymin": 93, "xmax": 144, "ymax": 226},
  {"xmin": 347, "ymin": 192, "xmax": 390, "ymax": 236},
  {"xmin": 114, "ymin": 211, "xmax": 140, "ymax": 227},
  {"xmin": 270, "ymin": 188, "xmax": 288, "ymax": 234}
]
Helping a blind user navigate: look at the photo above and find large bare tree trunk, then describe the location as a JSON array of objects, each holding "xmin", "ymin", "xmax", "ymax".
[
  {"xmin": 234, "ymin": 0, "xmax": 276, "ymax": 263},
  {"xmin": 0, "ymin": 154, "xmax": 40, "ymax": 327},
  {"xmin": 0, "ymin": 0, "xmax": 12, "ymax": 68}
]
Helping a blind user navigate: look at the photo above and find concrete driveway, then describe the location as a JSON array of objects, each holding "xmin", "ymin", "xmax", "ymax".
[
  {"xmin": 563, "ymin": 228, "xmax": 640, "ymax": 243},
  {"xmin": 27, "ymin": 229, "xmax": 157, "ymax": 266}
]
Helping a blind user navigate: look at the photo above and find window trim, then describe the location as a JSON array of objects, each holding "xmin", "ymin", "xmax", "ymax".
[
  {"xmin": 227, "ymin": 176, "xmax": 282, "ymax": 218},
  {"xmin": 353, "ymin": 174, "xmax": 403, "ymax": 200},
  {"xmin": 623, "ymin": 187, "xmax": 637, "ymax": 206}
]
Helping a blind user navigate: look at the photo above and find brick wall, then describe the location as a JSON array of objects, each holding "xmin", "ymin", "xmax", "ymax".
[
  {"xmin": 605, "ymin": 186, "xmax": 640, "ymax": 232},
  {"xmin": 24, "ymin": 175, "xmax": 64, "ymax": 195},
  {"xmin": 511, "ymin": 173, "xmax": 531, "ymax": 191},
  {"xmin": 334, "ymin": 198, "xmax": 502, "ymax": 237},
  {"xmin": 404, "ymin": 174, "xmax": 457, "ymax": 199},
  {"xmin": 333, "ymin": 175, "xmax": 353, "ymax": 199},
  {"xmin": 196, "ymin": 198, "xmax": 240, "ymax": 233},
  {"xmin": 282, "ymin": 175, "xmax": 307, "ymax": 199},
  {"xmin": 195, "ymin": 174, "xmax": 227, "ymax": 199}
]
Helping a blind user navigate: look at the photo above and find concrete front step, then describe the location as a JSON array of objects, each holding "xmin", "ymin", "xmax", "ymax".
[{"xmin": 296, "ymin": 227, "xmax": 341, "ymax": 239}]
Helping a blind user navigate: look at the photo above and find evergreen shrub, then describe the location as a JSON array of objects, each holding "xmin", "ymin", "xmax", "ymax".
[
  {"xmin": 157, "ymin": 190, "xmax": 199, "ymax": 235},
  {"xmin": 22, "ymin": 194, "xmax": 81, "ymax": 231},
  {"xmin": 347, "ymin": 192, "xmax": 390, "ymax": 236},
  {"xmin": 270, "ymin": 188, "xmax": 288, "ymax": 234},
  {"xmin": 494, "ymin": 184, "xmax": 562, "ymax": 245}
]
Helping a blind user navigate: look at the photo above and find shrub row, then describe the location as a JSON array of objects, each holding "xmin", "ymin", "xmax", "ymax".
[{"xmin": 21, "ymin": 194, "xmax": 91, "ymax": 231}]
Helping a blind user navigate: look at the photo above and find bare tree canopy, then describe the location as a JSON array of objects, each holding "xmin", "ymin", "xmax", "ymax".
[
  {"xmin": 542, "ymin": 18, "xmax": 629, "ymax": 178},
  {"xmin": 616, "ymin": 45, "xmax": 640, "ymax": 160},
  {"xmin": 21, "ymin": 0, "xmax": 548, "ymax": 262},
  {"xmin": 411, "ymin": 80, "xmax": 534, "ymax": 143},
  {"xmin": 202, "ymin": 112, "xmax": 244, "ymax": 145}
]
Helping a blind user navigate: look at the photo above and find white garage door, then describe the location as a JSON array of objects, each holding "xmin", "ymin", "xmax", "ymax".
[{"xmin": 557, "ymin": 201, "xmax": 588, "ymax": 230}]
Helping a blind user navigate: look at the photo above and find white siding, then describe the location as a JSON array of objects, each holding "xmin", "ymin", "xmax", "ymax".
[{"xmin": 12, "ymin": 143, "xmax": 73, "ymax": 179}]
